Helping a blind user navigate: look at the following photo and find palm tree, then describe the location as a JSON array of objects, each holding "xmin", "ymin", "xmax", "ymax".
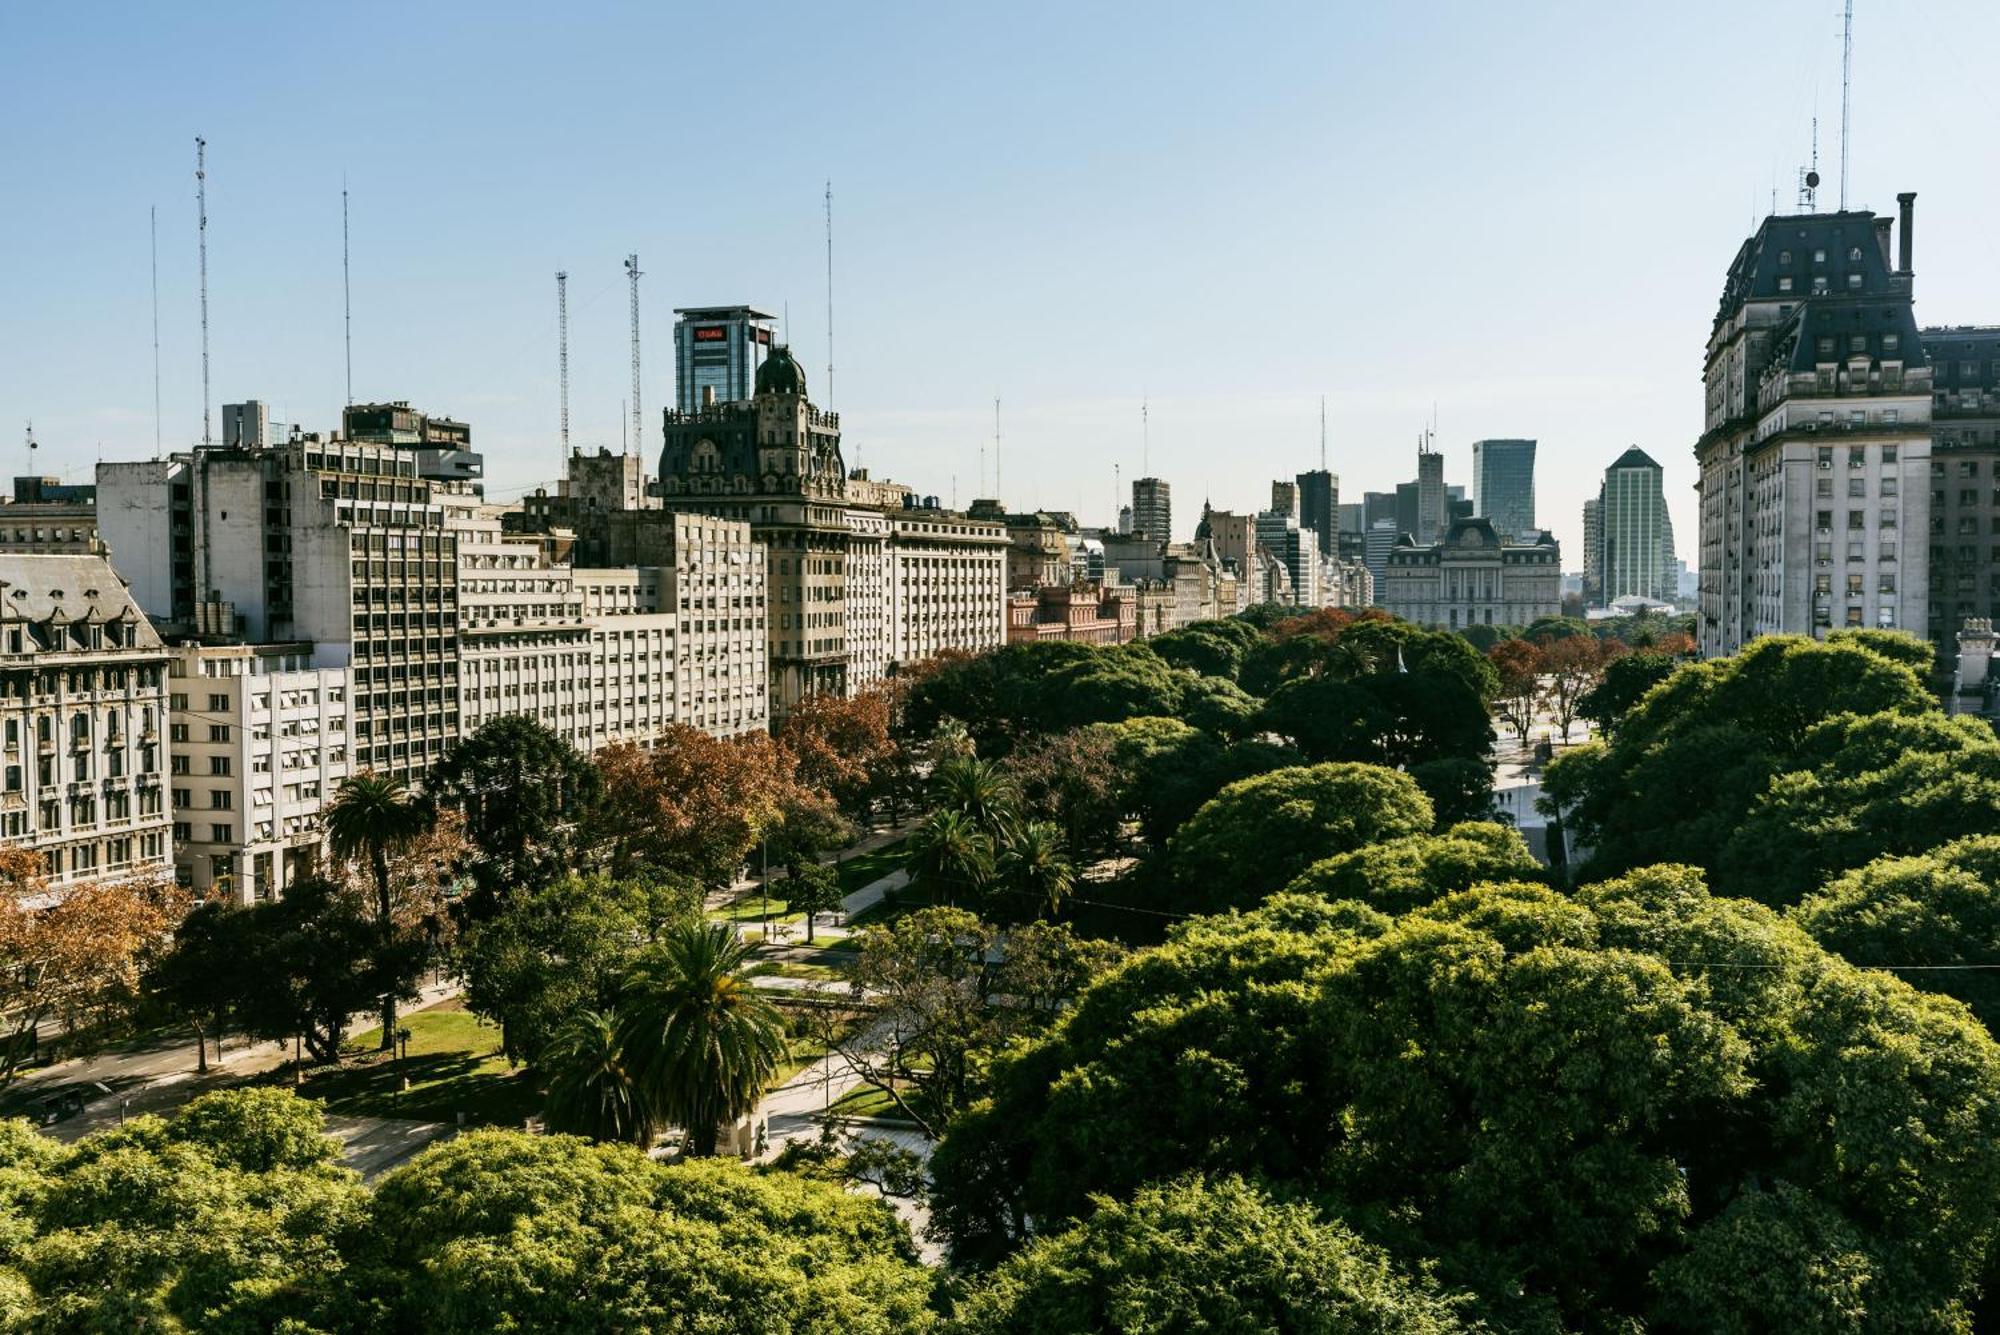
[
  {"xmin": 542, "ymin": 1009, "xmax": 651, "ymax": 1145},
  {"xmin": 324, "ymin": 772, "xmax": 430, "ymax": 1048},
  {"xmin": 932, "ymin": 756, "xmax": 1018, "ymax": 842},
  {"xmin": 617, "ymin": 922, "xmax": 787, "ymax": 1157},
  {"xmin": 904, "ymin": 808, "xmax": 995, "ymax": 906},
  {"xmin": 1000, "ymin": 820, "xmax": 1075, "ymax": 919}
]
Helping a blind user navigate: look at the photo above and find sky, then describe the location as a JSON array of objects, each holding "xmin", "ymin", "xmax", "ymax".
[{"xmin": 6, "ymin": 1, "xmax": 2000, "ymax": 563}]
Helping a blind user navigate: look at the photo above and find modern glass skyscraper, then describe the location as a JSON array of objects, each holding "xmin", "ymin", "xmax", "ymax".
[
  {"xmin": 1600, "ymin": 447, "xmax": 1673, "ymax": 602},
  {"xmin": 1295, "ymin": 469, "xmax": 1337, "ymax": 556},
  {"xmin": 1470, "ymin": 438, "xmax": 1537, "ymax": 538},
  {"xmin": 672, "ymin": 306, "xmax": 776, "ymax": 412}
]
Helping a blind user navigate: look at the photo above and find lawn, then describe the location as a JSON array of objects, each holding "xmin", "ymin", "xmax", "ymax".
[
  {"xmin": 710, "ymin": 836, "xmax": 910, "ymax": 931},
  {"xmin": 827, "ymin": 1079, "xmax": 931, "ymax": 1126},
  {"xmin": 304, "ymin": 997, "xmax": 539, "ymax": 1127},
  {"xmin": 746, "ymin": 958, "xmax": 844, "ymax": 982},
  {"xmin": 835, "ymin": 839, "xmax": 908, "ymax": 896}
]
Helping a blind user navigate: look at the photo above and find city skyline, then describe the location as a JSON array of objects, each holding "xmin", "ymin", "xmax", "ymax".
[{"xmin": 8, "ymin": 3, "xmax": 2000, "ymax": 563}]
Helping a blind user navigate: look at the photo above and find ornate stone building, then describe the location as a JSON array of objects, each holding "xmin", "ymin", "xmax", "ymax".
[
  {"xmin": 659, "ymin": 347, "xmax": 852, "ymax": 711},
  {"xmin": 1379, "ymin": 518, "xmax": 1561, "ymax": 629}
]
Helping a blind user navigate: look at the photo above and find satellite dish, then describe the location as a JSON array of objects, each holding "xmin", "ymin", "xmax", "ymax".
[{"xmin": 1806, "ymin": 170, "xmax": 1821, "ymax": 189}]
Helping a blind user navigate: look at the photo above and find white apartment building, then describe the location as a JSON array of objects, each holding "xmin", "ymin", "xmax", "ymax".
[
  {"xmin": 0, "ymin": 554, "xmax": 171, "ymax": 892},
  {"xmin": 1698, "ymin": 195, "xmax": 1933, "ymax": 654},
  {"xmin": 450, "ymin": 500, "xmax": 766, "ymax": 748},
  {"xmin": 167, "ymin": 642, "xmax": 349, "ymax": 904},
  {"xmin": 98, "ymin": 440, "xmax": 461, "ymax": 783},
  {"xmin": 886, "ymin": 510, "xmax": 1008, "ymax": 666},
  {"xmin": 844, "ymin": 506, "xmax": 890, "ymax": 691}
]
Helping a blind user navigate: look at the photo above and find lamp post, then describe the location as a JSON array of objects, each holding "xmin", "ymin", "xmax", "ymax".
[{"xmin": 394, "ymin": 1026, "xmax": 412, "ymax": 1099}]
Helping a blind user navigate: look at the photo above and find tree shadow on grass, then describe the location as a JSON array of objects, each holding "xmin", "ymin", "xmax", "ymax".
[{"xmin": 301, "ymin": 1049, "xmax": 541, "ymax": 1126}]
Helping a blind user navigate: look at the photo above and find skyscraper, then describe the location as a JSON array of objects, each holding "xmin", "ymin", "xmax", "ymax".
[
  {"xmin": 1470, "ymin": 438, "xmax": 1536, "ymax": 538},
  {"xmin": 1600, "ymin": 447, "xmax": 1672, "ymax": 603},
  {"xmin": 1581, "ymin": 495, "xmax": 1603, "ymax": 606},
  {"xmin": 1415, "ymin": 445, "xmax": 1446, "ymax": 544},
  {"xmin": 1131, "ymin": 477, "xmax": 1171, "ymax": 542},
  {"xmin": 672, "ymin": 306, "xmax": 776, "ymax": 413},
  {"xmin": 1295, "ymin": 469, "xmax": 1337, "ymax": 557}
]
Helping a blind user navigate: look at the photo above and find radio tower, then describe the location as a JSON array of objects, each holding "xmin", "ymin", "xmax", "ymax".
[
  {"xmin": 342, "ymin": 179, "xmax": 353, "ymax": 405},
  {"xmin": 1839, "ymin": 0, "xmax": 1854, "ymax": 210},
  {"xmin": 1319, "ymin": 394, "xmax": 1327, "ymax": 470},
  {"xmin": 556, "ymin": 271, "xmax": 570, "ymax": 468},
  {"xmin": 195, "ymin": 137, "xmax": 211, "ymax": 445},
  {"xmin": 824, "ymin": 181, "xmax": 835, "ymax": 410},
  {"xmin": 624, "ymin": 254, "xmax": 642, "ymax": 457},
  {"xmin": 993, "ymin": 397, "xmax": 1002, "ymax": 501},
  {"xmin": 150, "ymin": 206, "xmax": 162, "ymax": 458}
]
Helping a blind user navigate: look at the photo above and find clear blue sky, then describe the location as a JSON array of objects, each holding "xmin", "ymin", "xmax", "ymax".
[{"xmin": 6, "ymin": 1, "xmax": 1999, "ymax": 560}]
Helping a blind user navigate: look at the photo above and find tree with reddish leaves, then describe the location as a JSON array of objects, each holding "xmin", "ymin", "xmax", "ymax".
[
  {"xmin": 1488, "ymin": 638, "xmax": 1545, "ymax": 748},
  {"xmin": 1541, "ymin": 635, "xmax": 1616, "ymax": 743},
  {"xmin": 778, "ymin": 687, "xmax": 897, "ymax": 820},
  {"xmin": 591, "ymin": 729, "xmax": 800, "ymax": 890}
]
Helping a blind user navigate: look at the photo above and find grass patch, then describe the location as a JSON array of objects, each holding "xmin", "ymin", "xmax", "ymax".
[
  {"xmin": 835, "ymin": 840, "xmax": 908, "ymax": 896},
  {"xmin": 713, "ymin": 886, "xmax": 806, "ymax": 927},
  {"xmin": 826, "ymin": 1079, "xmax": 931, "ymax": 1125},
  {"xmin": 305, "ymin": 998, "xmax": 538, "ymax": 1127},
  {"xmin": 746, "ymin": 959, "xmax": 843, "ymax": 982}
]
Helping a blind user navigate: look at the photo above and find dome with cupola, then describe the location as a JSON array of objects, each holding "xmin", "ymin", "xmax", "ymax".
[{"xmin": 755, "ymin": 345, "xmax": 807, "ymax": 398}]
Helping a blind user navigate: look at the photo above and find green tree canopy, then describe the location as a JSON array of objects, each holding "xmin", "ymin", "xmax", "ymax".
[
  {"xmin": 359, "ymin": 1131, "xmax": 933, "ymax": 1333},
  {"xmin": 1165, "ymin": 763, "xmax": 1434, "ymax": 911},
  {"xmin": 429, "ymin": 715, "xmax": 601, "ymax": 902},
  {"xmin": 1576, "ymin": 648, "xmax": 1680, "ymax": 735},
  {"xmin": 950, "ymin": 1175, "xmax": 1475, "ymax": 1334},
  {"xmin": 1285, "ymin": 821, "xmax": 1543, "ymax": 915},
  {"xmin": 1542, "ymin": 635, "xmax": 1936, "ymax": 881},
  {"xmin": 1794, "ymin": 835, "xmax": 2000, "ymax": 1032},
  {"xmin": 1144, "ymin": 617, "xmax": 1263, "ymax": 681},
  {"xmin": 931, "ymin": 867, "xmax": 2000, "ymax": 1330}
]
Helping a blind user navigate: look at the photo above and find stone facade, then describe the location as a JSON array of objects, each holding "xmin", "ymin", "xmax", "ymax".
[
  {"xmin": 0, "ymin": 554, "xmax": 172, "ymax": 892},
  {"xmin": 1380, "ymin": 518, "xmax": 1561, "ymax": 630}
]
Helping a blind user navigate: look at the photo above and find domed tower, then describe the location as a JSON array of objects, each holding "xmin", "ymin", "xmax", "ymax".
[{"xmin": 752, "ymin": 345, "xmax": 845, "ymax": 502}]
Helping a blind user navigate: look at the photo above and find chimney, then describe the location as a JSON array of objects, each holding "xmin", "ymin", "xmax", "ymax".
[{"xmin": 1897, "ymin": 191, "xmax": 1916, "ymax": 274}]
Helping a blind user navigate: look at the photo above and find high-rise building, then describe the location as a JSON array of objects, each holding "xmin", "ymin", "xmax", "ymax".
[
  {"xmin": 1581, "ymin": 496, "xmax": 1604, "ymax": 605},
  {"xmin": 1255, "ymin": 508, "xmax": 1318, "ymax": 607},
  {"xmin": 1470, "ymin": 439, "xmax": 1536, "ymax": 539},
  {"xmin": 1131, "ymin": 477, "xmax": 1171, "ymax": 543},
  {"xmin": 1696, "ymin": 194, "xmax": 1933, "ymax": 654},
  {"xmin": 1363, "ymin": 519, "xmax": 1399, "ymax": 602},
  {"xmin": 1295, "ymin": 469, "xmax": 1338, "ymax": 557},
  {"xmin": 1599, "ymin": 448, "xmax": 1674, "ymax": 603},
  {"xmin": 342, "ymin": 401, "xmax": 482, "ymax": 488},
  {"xmin": 1415, "ymin": 445, "xmax": 1446, "ymax": 544},
  {"xmin": 99, "ymin": 438, "xmax": 462, "ymax": 783},
  {"xmin": 1269, "ymin": 480, "xmax": 1299, "ymax": 520},
  {"xmin": 673, "ymin": 306, "xmax": 777, "ymax": 414},
  {"xmin": 221, "ymin": 401, "xmax": 292, "ymax": 450},
  {"xmin": 0, "ymin": 554, "xmax": 172, "ymax": 891},
  {"xmin": 1922, "ymin": 326, "xmax": 2000, "ymax": 654}
]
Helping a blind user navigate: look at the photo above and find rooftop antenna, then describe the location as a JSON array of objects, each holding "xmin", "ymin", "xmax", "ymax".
[
  {"xmin": 993, "ymin": 396, "xmax": 1002, "ymax": 500},
  {"xmin": 621, "ymin": 397, "xmax": 627, "ymax": 455},
  {"xmin": 341, "ymin": 177, "xmax": 353, "ymax": 405},
  {"xmin": 1319, "ymin": 394, "xmax": 1327, "ymax": 470},
  {"xmin": 195, "ymin": 136, "xmax": 211, "ymax": 446},
  {"xmin": 149, "ymin": 206, "xmax": 161, "ymax": 458},
  {"xmin": 556, "ymin": 271, "xmax": 570, "ymax": 468},
  {"xmin": 978, "ymin": 439, "xmax": 986, "ymax": 497},
  {"xmin": 824, "ymin": 180, "xmax": 835, "ymax": 411},
  {"xmin": 1839, "ymin": 0, "xmax": 1853, "ymax": 210},
  {"xmin": 1797, "ymin": 117, "xmax": 1820, "ymax": 212},
  {"xmin": 624, "ymin": 254, "xmax": 642, "ymax": 457},
  {"xmin": 1141, "ymin": 397, "xmax": 1150, "ymax": 475},
  {"xmin": 24, "ymin": 422, "xmax": 36, "ymax": 476},
  {"xmin": 1114, "ymin": 461, "xmax": 1121, "ymax": 526}
]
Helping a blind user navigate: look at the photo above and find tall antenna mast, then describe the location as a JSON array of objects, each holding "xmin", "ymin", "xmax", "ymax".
[
  {"xmin": 149, "ymin": 206, "xmax": 162, "ymax": 458},
  {"xmin": 341, "ymin": 178, "xmax": 353, "ymax": 405},
  {"xmin": 1797, "ymin": 117, "xmax": 1820, "ymax": 212},
  {"xmin": 556, "ymin": 271, "xmax": 570, "ymax": 467},
  {"xmin": 624, "ymin": 254, "xmax": 642, "ymax": 457},
  {"xmin": 824, "ymin": 181, "xmax": 835, "ymax": 411},
  {"xmin": 1114, "ymin": 462, "xmax": 1121, "ymax": 528},
  {"xmin": 1319, "ymin": 394, "xmax": 1327, "ymax": 470},
  {"xmin": 195, "ymin": 136, "xmax": 211, "ymax": 446},
  {"xmin": 993, "ymin": 397, "xmax": 1001, "ymax": 501},
  {"xmin": 1839, "ymin": 0, "xmax": 1853, "ymax": 210},
  {"xmin": 1141, "ymin": 397, "xmax": 1150, "ymax": 475}
]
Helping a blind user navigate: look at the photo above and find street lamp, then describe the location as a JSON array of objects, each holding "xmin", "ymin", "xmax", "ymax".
[{"xmin": 394, "ymin": 1026, "xmax": 412, "ymax": 1098}]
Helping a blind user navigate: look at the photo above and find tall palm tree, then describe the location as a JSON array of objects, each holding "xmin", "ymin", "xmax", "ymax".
[
  {"xmin": 617, "ymin": 922, "xmax": 787, "ymax": 1157},
  {"xmin": 324, "ymin": 772, "xmax": 430, "ymax": 1048},
  {"xmin": 542, "ymin": 1009, "xmax": 651, "ymax": 1146},
  {"xmin": 905, "ymin": 808, "xmax": 995, "ymax": 906},
  {"xmin": 1000, "ymin": 820, "xmax": 1075, "ymax": 919},
  {"xmin": 932, "ymin": 756, "xmax": 1018, "ymax": 842}
]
